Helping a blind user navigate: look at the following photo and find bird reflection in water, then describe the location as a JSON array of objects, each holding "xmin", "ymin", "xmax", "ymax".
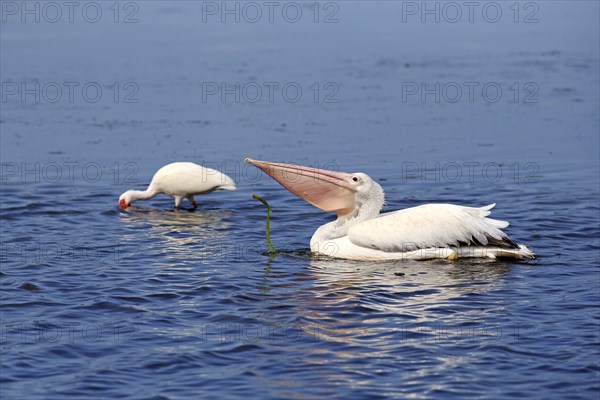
[
  {"xmin": 119, "ymin": 206, "xmax": 233, "ymax": 266},
  {"xmin": 245, "ymin": 252, "xmax": 520, "ymax": 393},
  {"xmin": 296, "ymin": 257, "xmax": 513, "ymax": 345}
]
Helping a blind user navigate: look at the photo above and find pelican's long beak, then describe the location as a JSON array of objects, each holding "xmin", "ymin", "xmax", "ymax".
[{"xmin": 245, "ymin": 158, "xmax": 357, "ymax": 216}]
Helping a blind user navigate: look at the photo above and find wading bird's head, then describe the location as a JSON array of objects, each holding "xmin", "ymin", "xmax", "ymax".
[{"xmin": 118, "ymin": 191, "xmax": 134, "ymax": 209}]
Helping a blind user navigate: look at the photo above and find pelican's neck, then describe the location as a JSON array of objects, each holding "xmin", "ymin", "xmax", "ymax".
[{"xmin": 311, "ymin": 184, "xmax": 385, "ymax": 244}]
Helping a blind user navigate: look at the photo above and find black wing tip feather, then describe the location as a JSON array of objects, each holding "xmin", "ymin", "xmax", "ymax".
[
  {"xmin": 461, "ymin": 234, "xmax": 519, "ymax": 249},
  {"xmin": 487, "ymin": 234, "xmax": 519, "ymax": 249}
]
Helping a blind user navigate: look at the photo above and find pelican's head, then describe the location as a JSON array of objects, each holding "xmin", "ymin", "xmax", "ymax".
[
  {"xmin": 245, "ymin": 158, "xmax": 384, "ymax": 218},
  {"xmin": 119, "ymin": 191, "xmax": 133, "ymax": 209}
]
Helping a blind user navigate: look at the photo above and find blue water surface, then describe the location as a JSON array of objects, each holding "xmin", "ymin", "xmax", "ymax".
[{"xmin": 1, "ymin": 2, "xmax": 599, "ymax": 398}]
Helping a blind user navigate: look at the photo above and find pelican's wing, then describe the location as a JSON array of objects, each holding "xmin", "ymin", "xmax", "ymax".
[{"xmin": 347, "ymin": 204, "xmax": 518, "ymax": 252}]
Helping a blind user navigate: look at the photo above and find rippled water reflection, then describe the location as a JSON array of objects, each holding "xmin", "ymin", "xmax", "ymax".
[{"xmin": 119, "ymin": 207, "xmax": 235, "ymax": 263}]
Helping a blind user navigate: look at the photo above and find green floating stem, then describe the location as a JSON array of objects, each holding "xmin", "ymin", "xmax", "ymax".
[{"xmin": 252, "ymin": 194, "xmax": 277, "ymax": 255}]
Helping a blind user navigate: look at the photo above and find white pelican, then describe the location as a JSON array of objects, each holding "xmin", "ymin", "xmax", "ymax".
[
  {"xmin": 245, "ymin": 158, "xmax": 534, "ymax": 260},
  {"xmin": 118, "ymin": 162, "xmax": 236, "ymax": 209}
]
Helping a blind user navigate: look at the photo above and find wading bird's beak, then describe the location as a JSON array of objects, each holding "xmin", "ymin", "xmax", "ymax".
[{"xmin": 245, "ymin": 158, "xmax": 357, "ymax": 216}]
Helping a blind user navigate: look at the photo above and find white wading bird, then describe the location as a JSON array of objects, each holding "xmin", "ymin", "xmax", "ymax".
[
  {"xmin": 245, "ymin": 158, "xmax": 534, "ymax": 261},
  {"xmin": 119, "ymin": 162, "xmax": 236, "ymax": 209}
]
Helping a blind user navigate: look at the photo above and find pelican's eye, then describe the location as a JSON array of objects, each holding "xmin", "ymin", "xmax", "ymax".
[{"xmin": 352, "ymin": 176, "xmax": 359, "ymax": 182}]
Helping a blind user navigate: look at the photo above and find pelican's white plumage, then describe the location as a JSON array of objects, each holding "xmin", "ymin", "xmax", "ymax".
[
  {"xmin": 347, "ymin": 203, "xmax": 507, "ymax": 252},
  {"xmin": 245, "ymin": 158, "xmax": 533, "ymax": 261},
  {"xmin": 119, "ymin": 162, "xmax": 236, "ymax": 209}
]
